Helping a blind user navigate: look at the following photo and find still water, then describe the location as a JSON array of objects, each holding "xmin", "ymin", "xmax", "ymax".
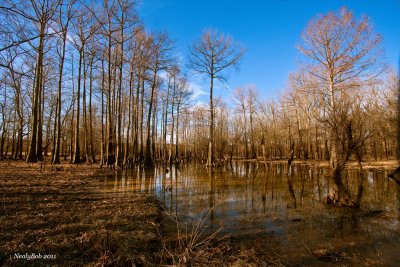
[{"xmin": 104, "ymin": 162, "xmax": 400, "ymax": 264}]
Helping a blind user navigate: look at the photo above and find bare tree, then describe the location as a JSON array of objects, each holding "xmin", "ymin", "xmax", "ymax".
[
  {"xmin": 397, "ymin": 58, "xmax": 400, "ymax": 160},
  {"xmin": 233, "ymin": 87, "xmax": 249, "ymax": 159},
  {"xmin": 70, "ymin": 7, "xmax": 97, "ymax": 164},
  {"xmin": 53, "ymin": 0, "xmax": 75, "ymax": 164},
  {"xmin": 143, "ymin": 32, "xmax": 174, "ymax": 168},
  {"xmin": 188, "ymin": 29, "xmax": 245, "ymax": 167},
  {"xmin": 174, "ymin": 77, "xmax": 192, "ymax": 163},
  {"xmin": 0, "ymin": 0, "xmax": 61, "ymax": 162},
  {"xmin": 298, "ymin": 7, "xmax": 384, "ymax": 198}
]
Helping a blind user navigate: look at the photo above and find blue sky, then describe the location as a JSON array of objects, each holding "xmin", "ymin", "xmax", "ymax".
[{"xmin": 138, "ymin": 0, "xmax": 400, "ymax": 103}]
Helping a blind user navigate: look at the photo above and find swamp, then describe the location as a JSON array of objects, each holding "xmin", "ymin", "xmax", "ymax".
[
  {"xmin": 1, "ymin": 160, "xmax": 400, "ymax": 266},
  {"xmin": 0, "ymin": 0, "xmax": 400, "ymax": 266}
]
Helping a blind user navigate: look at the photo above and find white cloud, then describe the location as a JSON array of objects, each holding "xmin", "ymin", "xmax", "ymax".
[
  {"xmin": 189, "ymin": 80, "xmax": 207, "ymax": 101},
  {"xmin": 158, "ymin": 70, "xmax": 168, "ymax": 80},
  {"xmin": 185, "ymin": 72, "xmax": 208, "ymax": 101}
]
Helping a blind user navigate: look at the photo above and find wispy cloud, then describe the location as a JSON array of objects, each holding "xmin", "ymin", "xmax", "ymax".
[{"xmin": 189, "ymin": 80, "xmax": 207, "ymax": 101}]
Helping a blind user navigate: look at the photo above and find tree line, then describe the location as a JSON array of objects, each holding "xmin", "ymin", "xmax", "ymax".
[{"xmin": 0, "ymin": 2, "xmax": 398, "ymax": 176}]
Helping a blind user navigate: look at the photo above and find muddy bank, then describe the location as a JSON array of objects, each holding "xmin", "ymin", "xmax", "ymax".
[
  {"xmin": 0, "ymin": 161, "xmax": 161, "ymax": 266},
  {"xmin": 233, "ymin": 158, "xmax": 400, "ymax": 170}
]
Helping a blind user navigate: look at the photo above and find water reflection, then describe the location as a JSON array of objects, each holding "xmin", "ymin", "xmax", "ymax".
[{"xmin": 105, "ymin": 163, "xmax": 398, "ymax": 233}]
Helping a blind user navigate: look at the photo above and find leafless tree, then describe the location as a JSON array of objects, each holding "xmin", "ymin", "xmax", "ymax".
[
  {"xmin": 189, "ymin": 29, "xmax": 245, "ymax": 167},
  {"xmin": 298, "ymin": 7, "xmax": 384, "ymax": 198}
]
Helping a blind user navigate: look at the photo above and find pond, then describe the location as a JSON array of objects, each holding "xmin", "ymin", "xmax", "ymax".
[{"xmin": 104, "ymin": 162, "xmax": 400, "ymax": 265}]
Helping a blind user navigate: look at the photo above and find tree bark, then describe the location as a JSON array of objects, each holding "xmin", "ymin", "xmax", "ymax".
[
  {"xmin": 73, "ymin": 49, "xmax": 83, "ymax": 164},
  {"xmin": 207, "ymin": 74, "xmax": 214, "ymax": 167},
  {"xmin": 26, "ymin": 23, "xmax": 45, "ymax": 163}
]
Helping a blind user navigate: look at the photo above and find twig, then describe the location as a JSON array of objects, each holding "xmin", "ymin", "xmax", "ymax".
[{"xmin": 301, "ymin": 240, "xmax": 313, "ymax": 255}]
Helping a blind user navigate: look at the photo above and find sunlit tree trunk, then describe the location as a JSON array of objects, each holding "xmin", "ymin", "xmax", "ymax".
[
  {"xmin": 26, "ymin": 23, "xmax": 45, "ymax": 163},
  {"xmin": 88, "ymin": 55, "xmax": 95, "ymax": 163},
  {"xmin": 144, "ymin": 70, "xmax": 158, "ymax": 168},
  {"xmin": 397, "ymin": 64, "xmax": 400, "ymax": 160},
  {"xmin": 83, "ymin": 49, "xmax": 88, "ymax": 162},
  {"xmin": 207, "ymin": 74, "xmax": 214, "ymax": 166},
  {"xmin": 163, "ymin": 77, "xmax": 171, "ymax": 162},
  {"xmin": 73, "ymin": 48, "xmax": 82, "ymax": 164},
  {"xmin": 124, "ymin": 68, "xmax": 134, "ymax": 167},
  {"xmin": 100, "ymin": 54, "xmax": 106, "ymax": 166}
]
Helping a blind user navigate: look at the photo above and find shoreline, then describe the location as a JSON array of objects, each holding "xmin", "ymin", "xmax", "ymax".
[{"xmin": 230, "ymin": 158, "xmax": 400, "ymax": 170}]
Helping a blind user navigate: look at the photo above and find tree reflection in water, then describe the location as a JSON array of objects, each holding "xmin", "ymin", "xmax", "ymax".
[{"xmin": 105, "ymin": 162, "xmax": 400, "ymax": 263}]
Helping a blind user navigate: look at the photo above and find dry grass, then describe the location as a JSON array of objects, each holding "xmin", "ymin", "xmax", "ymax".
[
  {"xmin": 0, "ymin": 160, "xmax": 161, "ymax": 266},
  {"xmin": 258, "ymin": 158, "xmax": 399, "ymax": 170},
  {"xmin": 159, "ymin": 206, "xmax": 285, "ymax": 267},
  {"xmin": 159, "ymin": 207, "xmax": 227, "ymax": 266},
  {"xmin": 304, "ymin": 159, "xmax": 399, "ymax": 170}
]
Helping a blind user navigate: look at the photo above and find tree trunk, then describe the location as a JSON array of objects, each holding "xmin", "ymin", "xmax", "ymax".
[
  {"xmin": 397, "ymin": 66, "xmax": 400, "ymax": 160},
  {"xmin": 124, "ymin": 70, "xmax": 134, "ymax": 167},
  {"xmin": 152, "ymin": 91, "xmax": 157, "ymax": 160},
  {"xmin": 139, "ymin": 77, "xmax": 144, "ymax": 162},
  {"xmin": 168, "ymin": 77, "xmax": 176, "ymax": 164},
  {"xmin": 106, "ymin": 32, "xmax": 114, "ymax": 166},
  {"xmin": 70, "ymin": 56, "xmax": 75, "ymax": 162},
  {"xmin": 36, "ymin": 80, "xmax": 44, "ymax": 161},
  {"xmin": 133, "ymin": 74, "xmax": 140, "ymax": 162},
  {"xmin": 100, "ymin": 55, "xmax": 105, "ymax": 166},
  {"xmin": 249, "ymin": 108, "xmax": 256, "ymax": 159},
  {"xmin": 144, "ymin": 71, "xmax": 158, "ymax": 168},
  {"xmin": 243, "ymin": 103, "xmax": 249, "ymax": 159},
  {"xmin": 116, "ymin": 62, "xmax": 123, "ymax": 167},
  {"xmin": 163, "ymin": 78, "xmax": 171, "ymax": 162},
  {"xmin": 88, "ymin": 56, "xmax": 95, "ymax": 163},
  {"xmin": 175, "ymin": 104, "xmax": 180, "ymax": 163},
  {"xmin": 26, "ymin": 24, "xmax": 45, "ymax": 163},
  {"xmin": 73, "ymin": 49, "xmax": 83, "ymax": 164},
  {"xmin": 207, "ymin": 74, "xmax": 214, "ymax": 167},
  {"xmin": 83, "ymin": 50, "xmax": 88, "ymax": 162}
]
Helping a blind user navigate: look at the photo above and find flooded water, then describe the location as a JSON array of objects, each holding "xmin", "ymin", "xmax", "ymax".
[{"xmin": 104, "ymin": 162, "xmax": 400, "ymax": 265}]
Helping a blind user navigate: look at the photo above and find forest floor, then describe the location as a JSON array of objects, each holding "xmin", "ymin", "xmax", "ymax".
[
  {"xmin": 308, "ymin": 159, "xmax": 399, "ymax": 170},
  {"xmin": 242, "ymin": 158, "xmax": 400, "ymax": 170},
  {"xmin": 0, "ymin": 160, "xmax": 161, "ymax": 266}
]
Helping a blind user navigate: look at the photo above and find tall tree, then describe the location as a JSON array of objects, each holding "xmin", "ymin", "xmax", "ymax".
[
  {"xmin": 233, "ymin": 87, "xmax": 249, "ymax": 159},
  {"xmin": 189, "ymin": 29, "xmax": 245, "ymax": 167},
  {"xmin": 298, "ymin": 7, "xmax": 384, "ymax": 197},
  {"xmin": 53, "ymin": 0, "xmax": 75, "ymax": 164},
  {"xmin": 174, "ymin": 77, "xmax": 192, "ymax": 163},
  {"xmin": 143, "ymin": 32, "xmax": 174, "ymax": 168},
  {"xmin": 70, "ymin": 8, "xmax": 97, "ymax": 164},
  {"xmin": 0, "ymin": 0, "xmax": 61, "ymax": 162},
  {"xmin": 397, "ymin": 58, "xmax": 400, "ymax": 160},
  {"xmin": 115, "ymin": 0, "xmax": 138, "ymax": 167}
]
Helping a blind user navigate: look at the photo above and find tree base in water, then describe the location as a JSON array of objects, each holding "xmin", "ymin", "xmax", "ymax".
[{"xmin": 324, "ymin": 192, "xmax": 358, "ymax": 208}]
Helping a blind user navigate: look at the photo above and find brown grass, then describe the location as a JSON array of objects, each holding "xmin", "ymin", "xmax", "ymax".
[
  {"xmin": 159, "ymin": 206, "xmax": 285, "ymax": 267},
  {"xmin": 258, "ymin": 158, "xmax": 400, "ymax": 170},
  {"xmin": 0, "ymin": 160, "xmax": 161, "ymax": 266}
]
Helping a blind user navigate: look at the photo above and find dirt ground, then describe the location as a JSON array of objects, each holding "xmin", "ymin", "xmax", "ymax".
[{"xmin": 0, "ymin": 160, "xmax": 161, "ymax": 266}]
